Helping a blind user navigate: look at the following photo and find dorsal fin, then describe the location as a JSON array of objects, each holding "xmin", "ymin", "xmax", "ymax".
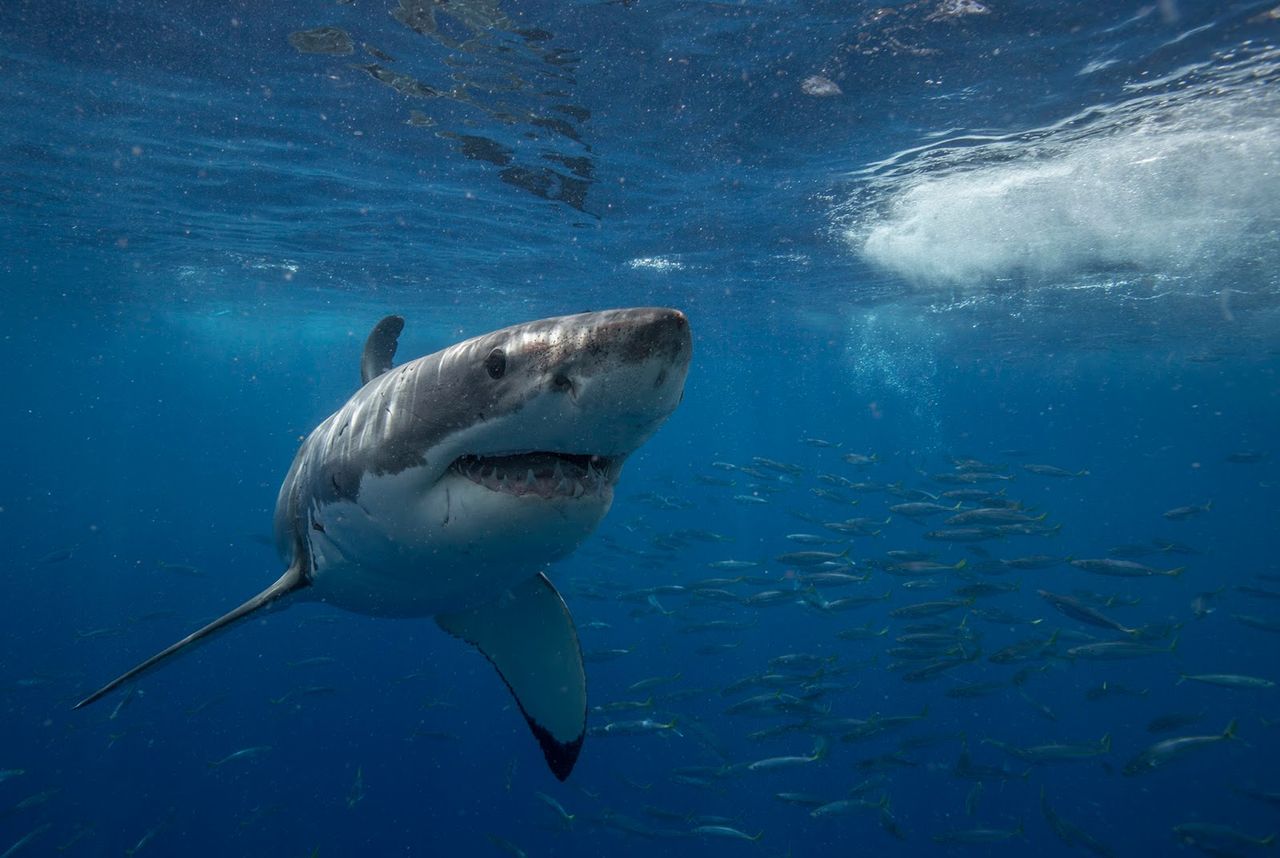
[{"xmin": 361, "ymin": 315, "xmax": 405, "ymax": 385}]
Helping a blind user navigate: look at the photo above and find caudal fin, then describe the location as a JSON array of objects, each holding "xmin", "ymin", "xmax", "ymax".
[{"xmin": 74, "ymin": 565, "xmax": 309, "ymax": 709}]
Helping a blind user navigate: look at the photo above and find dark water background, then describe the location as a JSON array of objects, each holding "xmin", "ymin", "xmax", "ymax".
[{"xmin": 3, "ymin": 1, "xmax": 1279, "ymax": 855}]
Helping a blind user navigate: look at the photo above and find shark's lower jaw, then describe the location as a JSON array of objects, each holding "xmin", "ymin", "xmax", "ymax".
[{"xmin": 450, "ymin": 452, "xmax": 621, "ymax": 500}]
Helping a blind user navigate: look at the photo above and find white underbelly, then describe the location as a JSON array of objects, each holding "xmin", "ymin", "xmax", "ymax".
[{"xmin": 302, "ymin": 472, "xmax": 611, "ymax": 617}]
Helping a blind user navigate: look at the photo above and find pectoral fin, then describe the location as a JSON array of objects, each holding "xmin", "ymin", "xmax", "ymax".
[
  {"xmin": 74, "ymin": 564, "xmax": 309, "ymax": 710},
  {"xmin": 436, "ymin": 573, "xmax": 586, "ymax": 780}
]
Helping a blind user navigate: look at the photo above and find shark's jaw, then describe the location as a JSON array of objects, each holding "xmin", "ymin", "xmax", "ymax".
[
  {"xmin": 449, "ymin": 452, "xmax": 622, "ymax": 500},
  {"xmin": 307, "ymin": 453, "xmax": 620, "ymax": 618}
]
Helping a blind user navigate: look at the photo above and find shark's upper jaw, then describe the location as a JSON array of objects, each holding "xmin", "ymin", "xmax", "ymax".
[{"xmin": 449, "ymin": 452, "xmax": 622, "ymax": 500}]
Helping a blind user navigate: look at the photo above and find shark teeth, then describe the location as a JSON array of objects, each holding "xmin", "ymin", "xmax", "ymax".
[{"xmin": 451, "ymin": 453, "xmax": 615, "ymax": 500}]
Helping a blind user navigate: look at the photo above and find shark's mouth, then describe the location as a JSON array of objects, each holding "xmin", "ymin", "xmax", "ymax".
[{"xmin": 451, "ymin": 453, "xmax": 620, "ymax": 500}]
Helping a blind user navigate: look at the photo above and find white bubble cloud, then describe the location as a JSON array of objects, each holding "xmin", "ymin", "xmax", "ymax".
[{"xmin": 840, "ymin": 47, "xmax": 1280, "ymax": 289}]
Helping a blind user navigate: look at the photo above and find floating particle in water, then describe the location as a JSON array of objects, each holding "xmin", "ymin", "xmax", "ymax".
[
  {"xmin": 929, "ymin": 0, "xmax": 991, "ymax": 20},
  {"xmin": 801, "ymin": 75, "xmax": 842, "ymax": 97}
]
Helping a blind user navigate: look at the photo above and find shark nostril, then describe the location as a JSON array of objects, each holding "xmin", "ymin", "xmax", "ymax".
[{"xmin": 654, "ymin": 368, "xmax": 668, "ymax": 388}]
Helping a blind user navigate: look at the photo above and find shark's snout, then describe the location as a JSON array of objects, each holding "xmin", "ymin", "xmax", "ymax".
[
  {"xmin": 615, "ymin": 307, "xmax": 691, "ymax": 368},
  {"xmin": 538, "ymin": 308, "xmax": 690, "ymax": 460},
  {"xmin": 597, "ymin": 308, "xmax": 691, "ymax": 394}
]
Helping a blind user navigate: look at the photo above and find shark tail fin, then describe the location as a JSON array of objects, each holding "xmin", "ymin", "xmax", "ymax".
[{"xmin": 74, "ymin": 564, "xmax": 309, "ymax": 710}]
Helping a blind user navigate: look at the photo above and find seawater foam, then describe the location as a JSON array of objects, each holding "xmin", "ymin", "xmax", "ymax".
[{"xmin": 840, "ymin": 45, "xmax": 1280, "ymax": 289}]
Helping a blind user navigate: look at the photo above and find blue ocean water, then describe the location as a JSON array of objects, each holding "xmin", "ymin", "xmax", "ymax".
[{"xmin": 3, "ymin": 0, "xmax": 1279, "ymax": 855}]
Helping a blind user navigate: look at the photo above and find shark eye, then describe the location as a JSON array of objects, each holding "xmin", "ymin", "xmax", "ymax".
[{"xmin": 484, "ymin": 348, "xmax": 507, "ymax": 379}]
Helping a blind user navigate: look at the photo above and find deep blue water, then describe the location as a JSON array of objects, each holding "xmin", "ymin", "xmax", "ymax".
[{"xmin": 3, "ymin": 0, "xmax": 1280, "ymax": 855}]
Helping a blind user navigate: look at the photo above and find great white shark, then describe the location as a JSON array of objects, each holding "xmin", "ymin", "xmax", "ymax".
[{"xmin": 75, "ymin": 307, "xmax": 692, "ymax": 780}]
